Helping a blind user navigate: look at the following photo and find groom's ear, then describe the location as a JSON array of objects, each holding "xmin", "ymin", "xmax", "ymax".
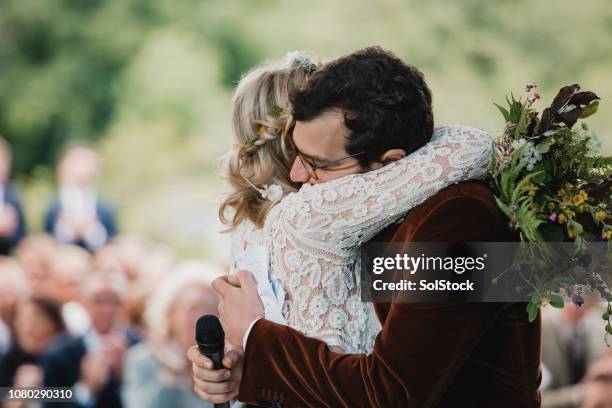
[
  {"xmin": 380, "ymin": 149, "xmax": 406, "ymax": 164},
  {"xmin": 368, "ymin": 149, "xmax": 406, "ymax": 170}
]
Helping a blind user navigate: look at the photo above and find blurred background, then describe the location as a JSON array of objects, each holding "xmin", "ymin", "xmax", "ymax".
[
  {"xmin": 0, "ymin": 0, "xmax": 611, "ymax": 257},
  {"xmin": 0, "ymin": 0, "xmax": 611, "ymax": 407}
]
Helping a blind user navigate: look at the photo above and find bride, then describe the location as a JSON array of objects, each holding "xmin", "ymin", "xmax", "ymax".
[{"xmin": 219, "ymin": 51, "xmax": 493, "ymax": 355}]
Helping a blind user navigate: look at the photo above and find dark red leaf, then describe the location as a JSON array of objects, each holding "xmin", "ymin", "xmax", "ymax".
[
  {"xmin": 550, "ymin": 84, "xmax": 580, "ymax": 113},
  {"xmin": 556, "ymin": 106, "xmax": 584, "ymax": 129},
  {"xmin": 568, "ymin": 91, "xmax": 600, "ymax": 107},
  {"xmin": 584, "ymin": 179, "xmax": 612, "ymax": 201},
  {"xmin": 537, "ymin": 107, "xmax": 552, "ymax": 135},
  {"xmin": 526, "ymin": 111, "xmax": 538, "ymax": 137}
]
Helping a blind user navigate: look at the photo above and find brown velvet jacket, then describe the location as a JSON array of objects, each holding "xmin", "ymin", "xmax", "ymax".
[{"xmin": 238, "ymin": 181, "xmax": 542, "ymax": 408}]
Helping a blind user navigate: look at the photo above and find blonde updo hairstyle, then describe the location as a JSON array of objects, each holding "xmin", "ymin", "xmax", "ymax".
[{"xmin": 219, "ymin": 52, "xmax": 318, "ymax": 229}]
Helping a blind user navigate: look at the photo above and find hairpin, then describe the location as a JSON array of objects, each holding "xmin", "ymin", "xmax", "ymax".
[{"xmin": 241, "ymin": 174, "xmax": 284, "ymax": 201}]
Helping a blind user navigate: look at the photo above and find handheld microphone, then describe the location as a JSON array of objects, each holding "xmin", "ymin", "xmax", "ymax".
[{"xmin": 195, "ymin": 315, "xmax": 230, "ymax": 408}]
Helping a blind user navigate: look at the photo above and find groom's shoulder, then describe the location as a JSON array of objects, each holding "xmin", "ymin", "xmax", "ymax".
[{"xmin": 380, "ymin": 181, "xmax": 514, "ymax": 243}]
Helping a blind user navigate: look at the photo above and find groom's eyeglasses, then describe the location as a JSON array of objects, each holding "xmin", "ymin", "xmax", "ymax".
[{"xmin": 297, "ymin": 151, "xmax": 365, "ymax": 180}]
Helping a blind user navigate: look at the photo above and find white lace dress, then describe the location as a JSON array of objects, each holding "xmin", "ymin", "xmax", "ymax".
[{"xmin": 230, "ymin": 125, "xmax": 493, "ymax": 353}]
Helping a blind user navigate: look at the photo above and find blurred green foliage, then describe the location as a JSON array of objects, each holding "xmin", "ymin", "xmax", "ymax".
[
  {"xmin": 0, "ymin": 0, "xmax": 610, "ymax": 257},
  {"xmin": 0, "ymin": 0, "xmax": 261, "ymax": 174}
]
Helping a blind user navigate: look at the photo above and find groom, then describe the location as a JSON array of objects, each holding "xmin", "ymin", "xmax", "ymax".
[{"xmin": 189, "ymin": 47, "xmax": 542, "ymax": 407}]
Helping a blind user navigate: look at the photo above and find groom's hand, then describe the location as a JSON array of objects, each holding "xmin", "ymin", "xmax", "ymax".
[
  {"xmin": 213, "ymin": 270, "xmax": 265, "ymax": 347},
  {"xmin": 188, "ymin": 345, "xmax": 243, "ymax": 404}
]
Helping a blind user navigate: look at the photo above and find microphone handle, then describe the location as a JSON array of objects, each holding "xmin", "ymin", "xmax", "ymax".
[{"xmin": 198, "ymin": 346, "xmax": 230, "ymax": 408}]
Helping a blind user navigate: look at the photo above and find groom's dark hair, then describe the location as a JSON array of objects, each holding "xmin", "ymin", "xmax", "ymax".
[{"xmin": 291, "ymin": 46, "xmax": 433, "ymax": 166}]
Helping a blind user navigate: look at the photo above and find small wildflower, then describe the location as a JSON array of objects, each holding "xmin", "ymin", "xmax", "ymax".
[
  {"xmin": 563, "ymin": 208, "xmax": 576, "ymax": 218},
  {"xmin": 525, "ymin": 83, "xmax": 538, "ymax": 92},
  {"xmin": 527, "ymin": 182, "xmax": 538, "ymax": 197},
  {"xmin": 509, "ymin": 215, "xmax": 518, "ymax": 229},
  {"xmin": 558, "ymin": 213, "xmax": 568, "ymax": 224},
  {"xmin": 603, "ymin": 230, "xmax": 612, "ymax": 240},
  {"xmin": 571, "ymin": 190, "xmax": 588, "ymax": 206},
  {"xmin": 527, "ymin": 93, "xmax": 541, "ymax": 107},
  {"xmin": 595, "ymin": 211, "xmax": 607, "ymax": 223},
  {"xmin": 549, "ymin": 212, "xmax": 557, "ymax": 222},
  {"xmin": 568, "ymin": 229, "xmax": 578, "ymax": 238}
]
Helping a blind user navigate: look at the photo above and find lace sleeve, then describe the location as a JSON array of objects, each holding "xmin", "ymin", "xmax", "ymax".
[
  {"xmin": 272, "ymin": 124, "xmax": 492, "ymax": 258},
  {"xmin": 265, "ymin": 125, "xmax": 492, "ymax": 352}
]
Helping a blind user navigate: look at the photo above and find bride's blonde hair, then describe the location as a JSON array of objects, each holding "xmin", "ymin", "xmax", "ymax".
[{"xmin": 219, "ymin": 52, "xmax": 318, "ymax": 229}]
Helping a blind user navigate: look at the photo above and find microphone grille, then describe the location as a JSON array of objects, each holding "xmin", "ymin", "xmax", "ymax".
[{"xmin": 195, "ymin": 315, "xmax": 224, "ymax": 345}]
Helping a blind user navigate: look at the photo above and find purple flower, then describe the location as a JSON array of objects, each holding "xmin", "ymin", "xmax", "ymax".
[
  {"xmin": 525, "ymin": 83, "xmax": 538, "ymax": 92},
  {"xmin": 548, "ymin": 212, "xmax": 557, "ymax": 222},
  {"xmin": 527, "ymin": 93, "xmax": 541, "ymax": 107}
]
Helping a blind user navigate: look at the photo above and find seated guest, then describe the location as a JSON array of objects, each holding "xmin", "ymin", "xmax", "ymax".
[
  {"xmin": 0, "ymin": 297, "xmax": 66, "ymax": 388},
  {"xmin": 45, "ymin": 143, "xmax": 117, "ymax": 252},
  {"xmin": 541, "ymin": 304, "xmax": 609, "ymax": 408},
  {"xmin": 41, "ymin": 272, "xmax": 137, "ymax": 408},
  {"xmin": 581, "ymin": 354, "xmax": 612, "ymax": 408},
  {"xmin": 122, "ymin": 263, "xmax": 221, "ymax": 408},
  {"xmin": 0, "ymin": 257, "xmax": 28, "ymax": 357},
  {"xmin": 0, "ymin": 136, "xmax": 26, "ymax": 255},
  {"xmin": 14, "ymin": 234, "xmax": 57, "ymax": 297},
  {"xmin": 48, "ymin": 244, "xmax": 93, "ymax": 335}
]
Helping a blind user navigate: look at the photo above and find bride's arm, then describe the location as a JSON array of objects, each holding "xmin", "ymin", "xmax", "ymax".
[
  {"xmin": 266, "ymin": 125, "xmax": 491, "ymax": 352},
  {"xmin": 272, "ymin": 125, "xmax": 492, "ymax": 257}
]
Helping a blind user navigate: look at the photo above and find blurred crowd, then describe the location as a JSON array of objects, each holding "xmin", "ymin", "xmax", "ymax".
[
  {"xmin": 0, "ymin": 136, "xmax": 221, "ymax": 408},
  {"xmin": 541, "ymin": 304, "xmax": 612, "ymax": 408}
]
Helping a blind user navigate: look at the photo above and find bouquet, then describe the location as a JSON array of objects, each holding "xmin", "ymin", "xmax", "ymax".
[{"xmin": 489, "ymin": 83, "xmax": 612, "ymax": 340}]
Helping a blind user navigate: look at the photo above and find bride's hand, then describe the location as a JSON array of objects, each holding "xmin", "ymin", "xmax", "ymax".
[{"xmin": 213, "ymin": 271, "xmax": 265, "ymax": 347}]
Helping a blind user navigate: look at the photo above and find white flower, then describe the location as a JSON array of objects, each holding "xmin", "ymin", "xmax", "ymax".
[
  {"xmin": 285, "ymin": 50, "xmax": 300, "ymax": 64},
  {"xmin": 511, "ymin": 139, "xmax": 526, "ymax": 150},
  {"xmin": 261, "ymin": 184, "xmax": 283, "ymax": 201}
]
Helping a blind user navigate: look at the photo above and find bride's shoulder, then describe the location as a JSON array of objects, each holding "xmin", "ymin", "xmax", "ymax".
[
  {"xmin": 432, "ymin": 124, "xmax": 492, "ymax": 139},
  {"xmin": 231, "ymin": 218, "xmax": 263, "ymax": 241}
]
